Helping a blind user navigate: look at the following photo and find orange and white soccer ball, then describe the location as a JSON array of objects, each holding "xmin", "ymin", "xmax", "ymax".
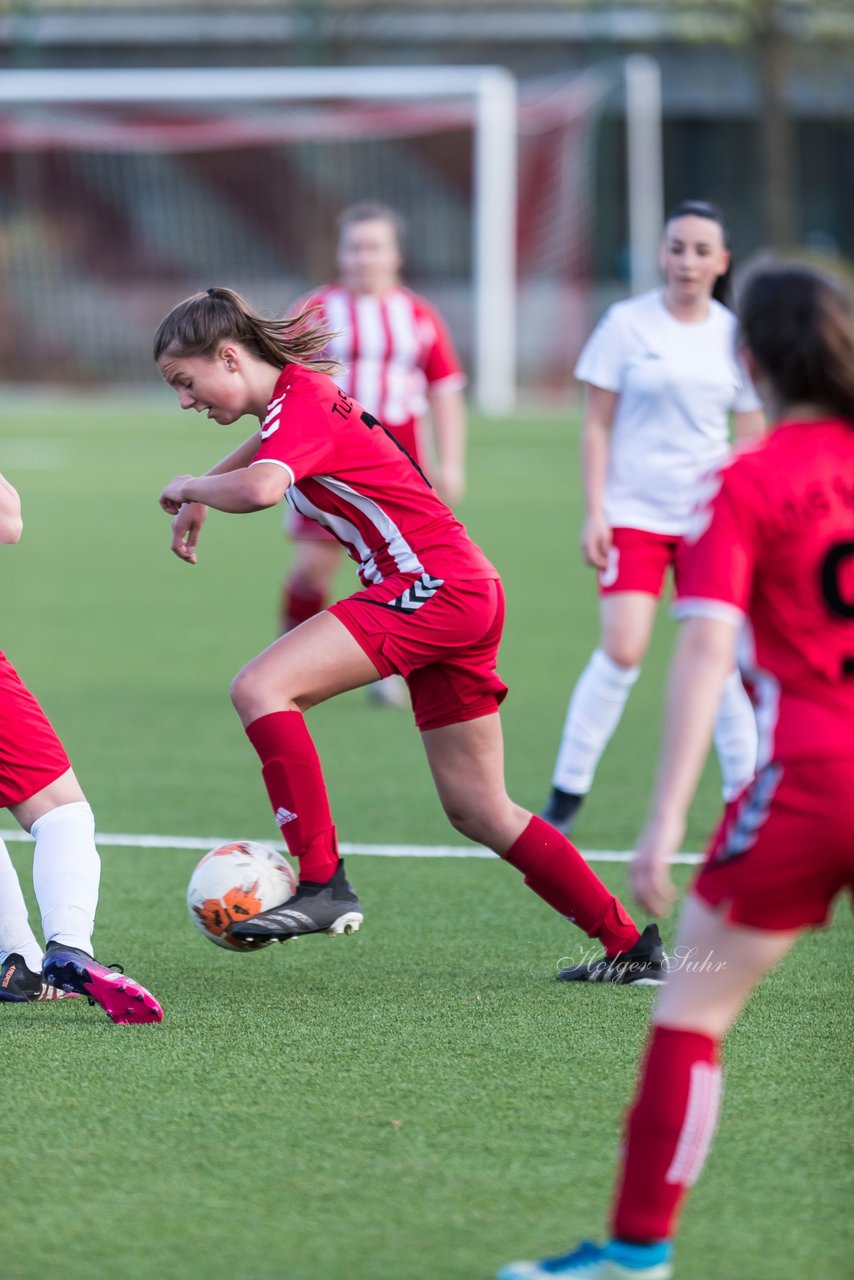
[{"xmin": 187, "ymin": 841, "xmax": 297, "ymax": 952}]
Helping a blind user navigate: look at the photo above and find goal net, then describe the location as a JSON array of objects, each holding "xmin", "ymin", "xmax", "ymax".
[{"xmin": 0, "ymin": 66, "xmax": 617, "ymax": 406}]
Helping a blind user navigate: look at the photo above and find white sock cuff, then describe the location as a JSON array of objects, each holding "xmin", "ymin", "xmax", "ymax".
[
  {"xmin": 30, "ymin": 801, "xmax": 95, "ymax": 839},
  {"xmin": 590, "ymin": 648, "xmax": 641, "ymax": 688},
  {"xmin": 718, "ymin": 668, "xmax": 746, "ymax": 707}
]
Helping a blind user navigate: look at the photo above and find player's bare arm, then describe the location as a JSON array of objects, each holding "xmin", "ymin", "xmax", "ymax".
[
  {"xmin": 159, "ymin": 462, "xmax": 290, "ymax": 518},
  {"xmin": 632, "ymin": 614, "xmax": 736, "ymax": 915},
  {"xmin": 162, "ymin": 431, "xmax": 265, "ymax": 564},
  {"xmin": 0, "ymin": 470, "xmax": 23, "ymax": 544},
  {"xmin": 580, "ymin": 384, "xmax": 617, "ymax": 569},
  {"xmin": 428, "ymin": 383, "xmax": 467, "ymax": 506}
]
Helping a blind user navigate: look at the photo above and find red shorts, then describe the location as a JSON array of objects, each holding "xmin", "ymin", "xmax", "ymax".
[
  {"xmin": 328, "ymin": 573, "xmax": 508, "ymax": 732},
  {"xmin": 693, "ymin": 758, "xmax": 854, "ymax": 930},
  {"xmin": 599, "ymin": 527, "xmax": 689, "ymax": 598},
  {"xmin": 0, "ymin": 651, "xmax": 71, "ymax": 808},
  {"xmin": 286, "ymin": 417, "xmax": 424, "ymax": 544}
]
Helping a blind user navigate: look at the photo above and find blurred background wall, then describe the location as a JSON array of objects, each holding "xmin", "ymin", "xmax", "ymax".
[{"xmin": 1, "ymin": 0, "xmax": 852, "ymax": 397}]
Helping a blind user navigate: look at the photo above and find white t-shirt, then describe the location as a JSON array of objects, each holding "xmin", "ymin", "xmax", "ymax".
[{"xmin": 574, "ymin": 290, "xmax": 761, "ymax": 535}]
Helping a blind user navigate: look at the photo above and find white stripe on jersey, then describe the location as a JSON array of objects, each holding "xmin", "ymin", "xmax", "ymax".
[
  {"xmin": 287, "ymin": 475, "xmax": 424, "ymax": 584},
  {"xmin": 287, "ymin": 487, "xmax": 379, "ymax": 578},
  {"xmin": 315, "ymin": 288, "xmax": 434, "ymax": 426},
  {"xmin": 323, "ymin": 289, "xmax": 354, "ymax": 371},
  {"xmin": 352, "ymin": 295, "xmax": 385, "ymax": 416},
  {"xmin": 385, "ymin": 292, "xmax": 424, "ymax": 424}
]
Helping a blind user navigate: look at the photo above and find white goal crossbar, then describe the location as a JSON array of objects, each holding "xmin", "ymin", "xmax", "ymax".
[{"xmin": 0, "ymin": 65, "xmax": 517, "ymax": 415}]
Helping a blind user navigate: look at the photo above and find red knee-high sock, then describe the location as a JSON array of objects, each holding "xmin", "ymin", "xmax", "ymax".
[
  {"xmin": 504, "ymin": 816, "xmax": 640, "ymax": 954},
  {"xmin": 611, "ymin": 1025, "xmax": 722, "ymax": 1243},
  {"xmin": 245, "ymin": 710, "xmax": 339, "ymax": 884},
  {"xmin": 281, "ymin": 576, "xmax": 327, "ymax": 634}
]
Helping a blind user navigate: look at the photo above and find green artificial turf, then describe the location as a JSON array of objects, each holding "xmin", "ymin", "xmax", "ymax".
[{"xmin": 2, "ymin": 396, "xmax": 851, "ymax": 1280}]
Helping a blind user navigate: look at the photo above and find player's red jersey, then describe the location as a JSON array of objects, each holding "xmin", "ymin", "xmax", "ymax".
[
  {"xmin": 252, "ymin": 365, "xmax": 496, "ymax": 587},
  {"xmin": 300, "ymin": 285, "xmax": 466, "ymax": 428},
  {"xmin": 675, "ymin": 419, "xmax": 854, "ymax": 764}
]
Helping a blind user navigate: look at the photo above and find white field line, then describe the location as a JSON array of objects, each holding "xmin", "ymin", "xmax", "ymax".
[{"xmin": 0, "ymin": 828, "xmax": 704, "ymax": 864}]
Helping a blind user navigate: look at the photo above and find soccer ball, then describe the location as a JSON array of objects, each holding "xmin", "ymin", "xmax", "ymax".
[{"xmin": 186, "ymin": 841, "xmax": 297, "ymax": 952}]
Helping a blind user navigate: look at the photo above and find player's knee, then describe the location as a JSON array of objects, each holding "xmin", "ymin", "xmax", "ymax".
[
  {"xmin": 601, "ymin": 637, "xmax": 645, "ymax": 670},
  {"xmin": 441, "ymin": 799, "xmax": 505, "ymax": 847},
  {"xmin": 442, "ymin": 800, "xmax": 478, "ymax": 840},
  {"xmin": 229, "ymin": 664, "xmax": 259, "ymax": 716}
]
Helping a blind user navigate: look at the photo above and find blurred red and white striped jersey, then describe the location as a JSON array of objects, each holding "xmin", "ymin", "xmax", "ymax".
[{"xmin": 300, "ymin": 285, "xmax": 466, "ymax": 430}]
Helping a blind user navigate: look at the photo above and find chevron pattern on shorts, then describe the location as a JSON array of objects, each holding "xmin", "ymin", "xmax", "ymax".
[{"xmin": 385, "ymin": 573, "xmax": 445, "ymax": 613}]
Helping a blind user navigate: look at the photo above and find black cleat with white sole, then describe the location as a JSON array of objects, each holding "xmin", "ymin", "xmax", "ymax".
[
  {"xmin": 557, "ymin": 923, "xmax": 666, "ymax": 985},
  {"xmin": 229, "ymin": 860, "xmax": 363, "ymax": 943}
]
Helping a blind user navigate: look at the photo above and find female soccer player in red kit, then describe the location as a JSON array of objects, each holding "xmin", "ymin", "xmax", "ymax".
[
  {"xmin": 155, "ymin": 286, "xmax": 661, "ymax": 976},
  {"xmin": 0, "ymin": 474, "xmax": 162, "ymax": 1022},
  {"xmin": 498, "ymin": 264, "xmax": 854, "ymax": 1278},
  {"xmin": 280, "ymin": 202, "xmax": 467, "ymax": 660}
]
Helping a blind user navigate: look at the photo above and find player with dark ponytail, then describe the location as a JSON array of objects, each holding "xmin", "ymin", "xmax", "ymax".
[
  {"xmin": 499, "ymin": 261, "xmax": 854, "ymax": 1278},
  {"xmin": 154, "ymin": 286, "xmax": 663, "ymax": 979}
]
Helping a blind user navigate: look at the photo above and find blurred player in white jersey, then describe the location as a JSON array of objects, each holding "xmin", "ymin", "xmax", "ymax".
[
  {"xmin": 0, "ymin": 472, "xmax": 161, "ymax": 1022},
  {"xmin": 498, "ymin": 259, "xmax": 854, "ymax": 1280},
  {"xmin": 541, "ymin": 201, "xmax": 765, "ymax": 848},
  {"xmin": 280, "ymin": 202, "xmax": 467, "ymax": 713}
]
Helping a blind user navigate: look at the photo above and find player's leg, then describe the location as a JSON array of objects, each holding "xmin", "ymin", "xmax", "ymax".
[
  {"xmin": 421, "ymin": 713, "xmax": 662, "ymax": 980},
  {"xmin": 712, "ymin": 669, "xmax": 758, "ymax": 800},
  {"xmin": 543, "ymin": 589, "xmax": 658, "ymax": 836},
  {"xmin": 496, "ymin": 899, "xmax": 800, "ymax": 1280},
  {"xmin": 9, "ymin": 770, "xmax": 162, "ymax": 1023},
  {"xmin": 0, "ymin": 835, "xmax": 42, "ymax": 971},
  {"xmin": 280, "ymin": 530, "xmax": 341, "ymax": 635},
  {"xmin": 608, "ymin": 896, "xmax": 800, "ymax": 1255},
  {"xmin": 0, "ymin": 833, "xmax": 61, "ymax": 1001},
  {"xmin": 673, "ymin": 541, "xmax": 758, "ymax": 803},
  {"xmin": 228, "ymin": 610, "xmax": 381, "ymax": 941},
  {"xmin": 11, "ymin": 769, "xmax": 96, "ymax": 955}
]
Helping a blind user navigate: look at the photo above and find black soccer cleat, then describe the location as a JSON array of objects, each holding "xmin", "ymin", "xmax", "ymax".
[
  {"xmin": 557, "ymin": 923, "xmax": 666, "ymax": 985},
  {"xmin": 540, "ymin": 787, "xmax": 585, "ymax": 837},
  {"xmin": 0, "ymin": 951, "xmax": 80, "ymax": 1003},
  {"xmin": 229, "ymin": 859, "xmax": 363, "ymax": 943}
]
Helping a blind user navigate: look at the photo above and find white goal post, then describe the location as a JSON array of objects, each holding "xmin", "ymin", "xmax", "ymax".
[
  {"xmin": 0, "ymin": 65, "xmax": 518, "ymax": 415},
  {"xmin": 1, "ymin": 62, "xmax": 662, "ymax": 407}
]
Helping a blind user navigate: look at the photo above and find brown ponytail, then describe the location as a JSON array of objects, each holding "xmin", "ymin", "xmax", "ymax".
[
  {"xmin": 738, "ymin": 264, "xmax": 854, "ymax": 425},
  {"xmin": 153, "ymin": 286, "xmax": 342, "ymax": 374}
]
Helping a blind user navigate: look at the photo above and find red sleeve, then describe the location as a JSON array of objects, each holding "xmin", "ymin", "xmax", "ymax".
[
  {"xmin": 251, "ymin": 379, "xmax": 337, "ymax": 484},
  {"xmin": 674, "ymin": 458, "xmax": 762, "ymax": 625},
  {"xmin": 417, "ymin": 300, "xmax": 466, "ymax": 388}
]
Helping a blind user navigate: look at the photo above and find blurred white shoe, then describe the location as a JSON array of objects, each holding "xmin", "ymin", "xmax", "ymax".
[{"xmin": 366, "ymin": 675, "xmax": 408, "ymax": 708}]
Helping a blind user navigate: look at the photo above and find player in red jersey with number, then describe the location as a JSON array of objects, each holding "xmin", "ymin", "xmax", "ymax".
[
  {"xmin": 498, "ymin": 264, "xmax": 854, "ymax": 1278},
  {"xmin": 280, "ymin": 202, "xmax": 467, "ymax": 710},
  {"xmin": 155, "ymin": 285, "xmax": 662, "ymax": 975},
  {"xmin": 0, "ymin": 473, "xmax": 162, "ymax": 1021}
]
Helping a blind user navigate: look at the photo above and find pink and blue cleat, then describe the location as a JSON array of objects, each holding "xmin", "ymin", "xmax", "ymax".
[{"xmin": 42, "ymin": 943, "xmax": 162, "ymax": 1025}]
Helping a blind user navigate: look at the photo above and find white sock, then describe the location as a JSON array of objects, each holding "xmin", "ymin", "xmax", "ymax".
[
  {"xmin": 551, "ymin": 648, "xmax": 641, "ymax": 794},
  {"xmin": 31, "ymin": 801, "xmax": 100, "ymax": 953},
  {"xmin": 0, "ymin": 837, "xmax": 43, "ymax": 970},
  {"xmin": 714, "ymin": 670, "xmax": 758, "ymax": 801}
]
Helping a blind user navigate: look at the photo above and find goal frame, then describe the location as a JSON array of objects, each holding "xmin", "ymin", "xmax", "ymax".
[{"xmin": 0, "ymin": 65, "xmax": 518, "ymax": 415}]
